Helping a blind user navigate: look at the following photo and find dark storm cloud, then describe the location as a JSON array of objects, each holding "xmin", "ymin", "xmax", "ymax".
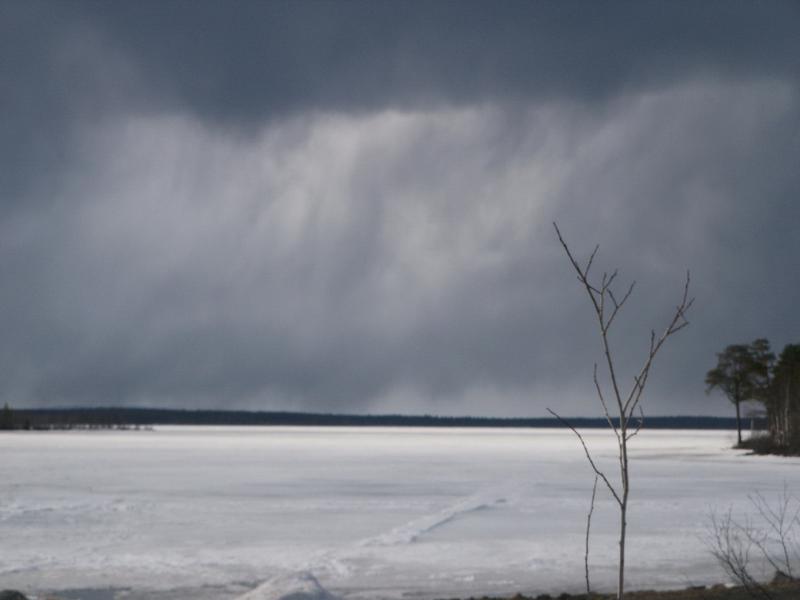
[
  {"xmin": 71, "ymin": 1, "xmax": 800, "ymax": 120},
  {"xmin": 1, "ymin": 1, "xmax": 799, "ymax": 415}
]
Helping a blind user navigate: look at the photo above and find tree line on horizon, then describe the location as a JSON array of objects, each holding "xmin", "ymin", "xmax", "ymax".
[
  {"xmin": 706, "ymin": 338, "xmax": 800, "ymax": 452},
  {"xmin": 0, "ymin": 404, "xmax": 747, "ymax": 430}
]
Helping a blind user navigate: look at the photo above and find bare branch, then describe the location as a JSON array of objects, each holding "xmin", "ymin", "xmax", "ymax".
[
  {"xmin": 606, "ymin": 269, "xmax": 618, "ymax": 290},
  {"xmin": 594, "ymin": 363, "xmax": 621, "ymax": 445},
  {"xmin": 554, "ymin": 223, "xmax": 592, "ymax": 283},
  {"xmin": 743, "ymin": 525, "xmax": 787, "ymax": 578},
  {"xmin": 585, "ymin": 245, "xmax": 600, "ymax": 279},
  {"xmin": 605, "ymin": 281, "xmax": 636, "ymax": 332},
  {"xmin": 624, "ymin": 272, "xmax": 693, "ymax": 416},
  {"xmin": 626, "ymin": 404, "xmax": 645, "ymax": 441},
  {"xmin": 547, "ymin": 408, "xmax": 622, "ymax": 506}
]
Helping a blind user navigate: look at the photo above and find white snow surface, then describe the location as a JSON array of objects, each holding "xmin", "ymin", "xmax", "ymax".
[
  {"xmin": 1, "ymin": 426, "xmax": 799, "ymax": 599},
  {"xmin": 236, "ymin": 572, "xmax": 337, "ymax": 600}
]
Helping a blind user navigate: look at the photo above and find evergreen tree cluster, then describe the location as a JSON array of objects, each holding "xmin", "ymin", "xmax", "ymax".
[
  {"xmin": 0, "ymin": 403, "xmax": 14, "ymax": 430},
  {"xmin": 707, "ymin": 339, "xmax": 800, "ymax": 452},
  {"xmin": 762, "ymin": 344, "xmax": 800, "ymax": 450}
]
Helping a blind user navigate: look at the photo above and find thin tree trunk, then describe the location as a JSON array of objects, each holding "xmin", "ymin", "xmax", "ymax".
[
  {"xmin": 735, "ymin": 399, "xmax": 742, "ymax": 445},
  {"xmin": 618, "ymin": 432, "xmax": 629, "ymax": 600},
  {"xmin": 585, "ymin": 475, "xmax": 598, "ymax": 597},
  {"xmin": 785, "ymin": 384, "xmax": 791, "ymax": 446},
  {"xmin": 619, "ymin": 503, "xmax": 627, "ymax": 599}
]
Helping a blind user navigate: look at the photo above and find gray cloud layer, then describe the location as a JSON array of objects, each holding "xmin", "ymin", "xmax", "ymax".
[{"xmin": 1, "ymin": 1, "xmax": 799, "ymax": 416}]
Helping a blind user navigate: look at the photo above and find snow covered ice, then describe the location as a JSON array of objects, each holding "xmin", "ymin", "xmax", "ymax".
[
  {"xmin": 237, "ymin": 572, "xmax": 337, "ymax": 600},
  {"xmin": 1, "ymin": 426, "xmax": 799, "ymax": 599}
]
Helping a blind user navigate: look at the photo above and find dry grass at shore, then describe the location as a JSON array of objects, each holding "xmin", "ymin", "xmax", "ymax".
[{"xmin": 444, "ymin": 579, "xmax": 800, "ymax": 600}]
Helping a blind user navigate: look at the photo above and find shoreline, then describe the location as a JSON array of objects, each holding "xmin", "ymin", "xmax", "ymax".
[
  {"xmin": 11, "ymin": 578, "xmax": 800, "ymax": 600},
  {"xmin": 439, "ymin": 578, "xmax": 800, "ymax": 600}
]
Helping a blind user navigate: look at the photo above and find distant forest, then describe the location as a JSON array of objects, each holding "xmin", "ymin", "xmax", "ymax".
[{"xmin": 0, "ymin": 405, "xmax": 756, "ymax": 431}]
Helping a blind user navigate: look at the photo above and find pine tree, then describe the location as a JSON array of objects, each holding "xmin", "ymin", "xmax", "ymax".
[{"xmin": 705, "ymin": 339, "xmax": 774, "ymax": 445}]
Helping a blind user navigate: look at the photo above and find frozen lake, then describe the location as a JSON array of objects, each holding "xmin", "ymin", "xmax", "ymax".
[{"xmin": 1, "ymin": 426, "xmax": 798, "ymax": 599}]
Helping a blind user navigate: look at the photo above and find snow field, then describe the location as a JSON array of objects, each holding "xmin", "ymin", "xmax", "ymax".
[{"xmin": 1, "ymin": 426, "xmax": 798, "ymax": 599}]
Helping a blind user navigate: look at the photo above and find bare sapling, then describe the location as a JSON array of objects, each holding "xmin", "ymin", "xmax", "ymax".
[
  {"xmin": 707, "ymin": 485, "xmax": 800, "ymax": 599},
  {"xmin": 707, "ymin": 507, "xmax": 772, "ymax": 599},
  {"xmin": 550, "ymin": 223, "xmax": 693, "ymax": 599}
]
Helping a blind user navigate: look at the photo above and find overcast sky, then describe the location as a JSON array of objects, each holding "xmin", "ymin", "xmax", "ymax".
[{"xmin": 1, "ymin": 1, "xmax": 798, "ymax": 417}]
